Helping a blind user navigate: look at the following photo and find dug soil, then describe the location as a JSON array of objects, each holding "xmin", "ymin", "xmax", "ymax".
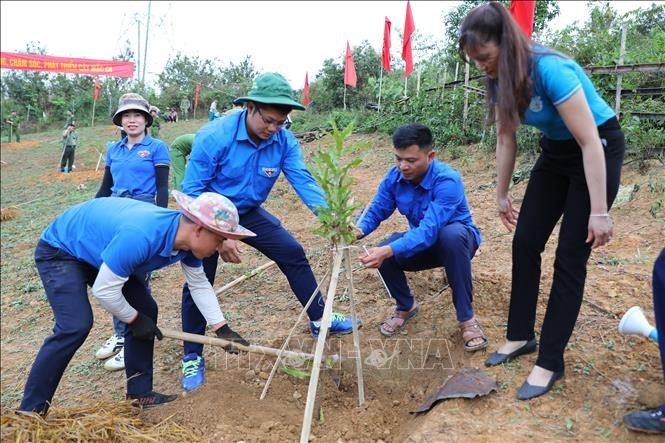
[{"xmin": 1, "ymin": 133, "xmax": 663, "ymax": 442}]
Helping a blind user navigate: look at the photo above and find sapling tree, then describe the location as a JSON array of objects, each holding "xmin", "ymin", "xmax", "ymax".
[
  {"xmin": 309, "ymin": 120, "xmax": 363, "ymax": 246},
  {"xmin": 299, "ymin": 120, "xmax": 366, "ymax": 443}
]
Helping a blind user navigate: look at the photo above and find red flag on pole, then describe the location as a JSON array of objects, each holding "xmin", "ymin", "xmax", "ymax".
[
  {"xmin": 382, "ymin": 17, "xmax": 392, "ymax": 72},
  {"xmin": 93, "ymin": 76, "xmax": 100, "ymax": 102},
  {"xmin": 194, "ymin": 83, "xmax": 201, "ymax": 109},
  {"xmin": 303, "ymin": 72, "xmax": 310, "ymax": 107},
  {"xmin": 402, "ymin": 0, "xmax": 415, "ymax": 77},
  {"xmin": 344, "ymin": 41, "xmax": 357, "ymax": 88},
  {"xmin": 509, "ymin": 0, "xmax": 536, "ymax": 38}
]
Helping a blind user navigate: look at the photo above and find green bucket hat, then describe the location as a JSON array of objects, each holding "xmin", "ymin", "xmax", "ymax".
[{"xmin": 233, "ymin": 72, "xmax": 305, "ymax": 110}]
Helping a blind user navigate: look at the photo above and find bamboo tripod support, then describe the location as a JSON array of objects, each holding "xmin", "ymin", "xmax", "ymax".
[{"xmin": 300, "ymin": 246, "xmax": 365, "ymax": 443}]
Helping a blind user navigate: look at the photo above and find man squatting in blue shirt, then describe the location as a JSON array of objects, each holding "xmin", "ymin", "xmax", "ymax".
[
  {"xmin": 358, "ymin": 123, "xmax": 488, "ymax": 352},
  {"xmin": 18, "ymin": 191, "xmax": 255, "ymax": 414},
  {"xmin": 179, "ymin": 72, "xmax": 360, "ymax": 392}
]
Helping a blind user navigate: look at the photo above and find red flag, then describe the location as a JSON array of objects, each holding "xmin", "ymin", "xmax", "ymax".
[
  {"xmin": 303, "ymin": 72, "xmax": 310, "ymax": 107},
  {"xmin": 194, "ymin": 82, "xmax": 201, "ymax": 109},
  {"xmin": 344, "ymin": 41, "xmax": 357, "ymax": 88},
  {"xmin": 93, "ymin": 76, "xmax": 100, "ymax": 102},
  {"xmin": 382, "ymin": 17, "xmax": 392, "ymax": 72},
  {"xmin": 509, "ymin": 0, "xmax": 536, "ymax": 38},
  {"xmin": 402, "ymin": 0, "xmax": 415, "ymax": 77}
]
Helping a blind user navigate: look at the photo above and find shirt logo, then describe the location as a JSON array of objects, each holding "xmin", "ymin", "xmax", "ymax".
[
  {"xmin": 262, "ymin": 167, "xmax": 277, "ymax": 177},
  {"xmin": 137, "ymin": 150, "xmax": 150, "ymax": 158},
  {"xmin": 529, "ymin": 96, "xmax": 543, "ymax": 113}
]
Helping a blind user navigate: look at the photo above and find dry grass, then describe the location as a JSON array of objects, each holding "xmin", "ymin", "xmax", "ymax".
[
  {"xmin": 1, "ymin": 401, "xmax": 204, "ymax": 442},
  {"xmin": 0, "ymin": 207, "xmax": 19, "ymax": 222}
]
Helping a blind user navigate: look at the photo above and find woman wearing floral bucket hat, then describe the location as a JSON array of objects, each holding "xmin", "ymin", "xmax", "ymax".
[
  {"xmin": 178, "ymin": 72, "xmax": 362, "ymax": 392},
  {"xmin": 93, "ymin": 92, "xmax": 171, "ymax": 372},
  {"xmin": 19, "ymin": 191, "xmax": 254, "ymax": 415}
]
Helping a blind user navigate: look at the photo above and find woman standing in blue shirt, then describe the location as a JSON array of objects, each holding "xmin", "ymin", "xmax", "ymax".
[
  {"xmin": 94, "ymin": 93, "xmax": 171, "ymax": 371},
  {"xmin": 459, "ymin": 2, "xmax": 625, "ymax": 400}
]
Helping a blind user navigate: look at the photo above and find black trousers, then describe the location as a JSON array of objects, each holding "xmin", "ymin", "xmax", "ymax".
[
  {"xmin": 60, "ymin": 146, "xmax": 75, "ymax": 172},
  {"xmin": 506, "ymin": 117, "xmax": 625, "ymax": 372}
]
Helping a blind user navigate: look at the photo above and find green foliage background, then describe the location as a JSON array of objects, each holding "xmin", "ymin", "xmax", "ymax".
[{"xmin": 2, "ymin": 1, "xmax": 663, "ymax": 160}]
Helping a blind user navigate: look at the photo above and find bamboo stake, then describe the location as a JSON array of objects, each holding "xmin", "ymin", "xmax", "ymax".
[
  {"xmin": 160, "ymin": 328, "xmax": 332, "ymax": 361},
  {"xmin": 215, "ymin": 260, "xmax": 276, "ymax": 295},
  {"xmin": 260, "ymin": 263, "xmax": 332, "ymax": 400},
  {"xmin": 300, "ymin": 249, "xmax": 343, "ymax": 443},
  {"xmin": 343, "ymin": 246, "xmax": 364, "ymax": 406}
]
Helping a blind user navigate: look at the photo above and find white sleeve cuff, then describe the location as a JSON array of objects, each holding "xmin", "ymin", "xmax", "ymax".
[
  {"xmin": 91, "ymin": 263, "xmax": 137, "ymax": 323},
  {"xmin": 181, "ymin": 262, "xmax": 226, "ymax": 325}
]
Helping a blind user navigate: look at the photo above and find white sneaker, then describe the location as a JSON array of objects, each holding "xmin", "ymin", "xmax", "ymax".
[
  {"xmin": 104, "ymin": 348, "xmax": 125, "ymax": 371},
  {"xmin": 95, "ymin": 334, "xmax": 124, "ymax": 360}
]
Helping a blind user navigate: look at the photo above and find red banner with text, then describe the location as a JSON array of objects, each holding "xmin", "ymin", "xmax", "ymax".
[{"xmin": 0, "ymin": 52, "xmax": 134, "ymax": 78}]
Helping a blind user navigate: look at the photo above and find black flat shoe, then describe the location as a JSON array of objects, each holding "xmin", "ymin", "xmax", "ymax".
[
  {"xmin": 516, "ymin": 370, "xmax": 564, "ymax": 401},
  {"xmin": 484, "ymin": 339, "xmax": 537, "ymax": 367}
]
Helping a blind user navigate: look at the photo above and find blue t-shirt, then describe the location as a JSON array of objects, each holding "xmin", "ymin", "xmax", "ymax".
[
  {"xmin": 358, "ymin": 160, "xmax": 481, "ymax": 258},
  {"xmin": 523, "ymin": 47, "xmax": 615, "ymax": 140},
  {"xmin": 106, "ymin": 135, "xmax": 170, "ymax": 197},
  {"xmin": 181, "ymin": 110, "xmax": 326, "ymax": 215},
  {"xmin": 41, "ymin": 197, "xmax": 200, "ymax": 277}
]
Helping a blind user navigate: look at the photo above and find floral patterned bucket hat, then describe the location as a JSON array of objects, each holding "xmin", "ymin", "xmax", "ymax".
[{"xmin": 172, "ymin": 190, "xmax": 255, "ymax": 240}]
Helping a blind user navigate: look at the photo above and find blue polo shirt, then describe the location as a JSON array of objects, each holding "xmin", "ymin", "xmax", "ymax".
[
  {"xmin": 40, "ymin": 197, "xmax": 200, "ymax": 278},
  {"xmin": 106, "ymin": 135, "xmax": 171, "ymax": 197},
  {"xmin": 181, "ymin": 110, "xmax": 326, "ymax": 215},
  {"xmin": 358, "ymin": 160, "xmax": 481, "ymax": 258},
  {"xmin": 522, "ymin": 46, "xmax": 615, "ymax": 140}
]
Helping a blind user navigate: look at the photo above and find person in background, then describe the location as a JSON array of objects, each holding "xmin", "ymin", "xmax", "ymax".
[
  {"xmin": 60, "ymin": 123, "xmax": 79, "ymax": 173},
  {"xmin": 93, "ymin": 93, "xmax": 171, "ymax": 372},
  {"xmin": 459, "ymin": 2, "xmax": 625, "ymax": 400},
  {"xmin": 178, "ymin": 72, "xmax": 361, "ymax": 392},
  {"xmin": 17, "ymin": 191, "xmax": 255, "ymax": 415},
  {"xmin": 209, "ymin": 99, "xmax": 218, "ymax": 121},
  {"xmin": 357, "ymin": 123, "xmax": 486, "ymax": 351},
  {"xmin": 150, "ymin": 106, "xmax": 161, "ymax": 138},
  {"xmin": 5, "ymin": 110, "xmax": 21, "ymax": 143},
  {"xmin": 623, "ymin": 248, "xmax": 665, "ymax": 434},
  {"xmin": 169, "ymin": 108, "xmax": 178, "ymax": 123},
  {"xmin": 170, "ymin": 133, "xmax": 195, "ymax": 191}
]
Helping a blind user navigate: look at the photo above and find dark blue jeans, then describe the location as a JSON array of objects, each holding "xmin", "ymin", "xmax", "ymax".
[
  {"xmin": 19, "ymin": 240, "xmax": 157, "ymax": 414},
  {"xmin": 506, "ymin": 118, "xmax": 625, "ymax": 372},
  {"xmin": 377, "ymin": 222, "xmax": 479, "ymax": 322},
  {"xmin": 181, "ymin": 207, "xmax": 324, "ymax": 356}
]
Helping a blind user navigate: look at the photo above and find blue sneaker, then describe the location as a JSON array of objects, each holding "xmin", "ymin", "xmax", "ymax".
[
  {"xmin": 310, "ymin": 312, "xmax": 362, "ymax": 337},
  {"xmin": 181, "ymin": 353, "xmax": 205, "ymax": 392}
]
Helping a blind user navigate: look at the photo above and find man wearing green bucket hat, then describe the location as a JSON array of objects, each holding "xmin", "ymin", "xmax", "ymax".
[{"xmin": 179, "ymin": 72, "xmax": 362, "ymax": 392}]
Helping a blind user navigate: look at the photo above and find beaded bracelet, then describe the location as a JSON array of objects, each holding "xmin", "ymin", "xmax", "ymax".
[{"xmin": 590, "ymin": 213, "xmax": 610, "ymax": 217}]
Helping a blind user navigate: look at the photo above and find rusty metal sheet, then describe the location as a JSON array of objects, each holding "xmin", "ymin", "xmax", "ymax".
[{"xmin": 414, "ymin": 367, "xmax": 497, "ymax": 413}]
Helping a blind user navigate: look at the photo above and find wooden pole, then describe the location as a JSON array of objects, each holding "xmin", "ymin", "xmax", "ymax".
[
  {"xmin": 615, "ymin": 23, "xmax": 627, "ymax": 115},
  {"xmin": 214, "ymin": 260, "xmax": 276, "ymax": 295},
  {"xmin": 463, "ymin": 55, "xmax": 471, "ymax": 130},
  {"xmin": 343, "ymin": 85, "xmax": 347, "ymax": 110},
  {"xmin": 91, "ymin": 98, "xmax": 97, "ymax": 128},
  {"xmin": 160, "ymin": 328, "xmax": 330, "ymax": 361},
  {"xmin": 343, "ymin": 246, "xmax": 364, "ymax": 406},
  {"xmin": 300, "ymin": 249, "xmax": 343, "ymax": 443},
  {"xmin": 377, "ymin": 66, "xmax": 384, "ymax": 112}
]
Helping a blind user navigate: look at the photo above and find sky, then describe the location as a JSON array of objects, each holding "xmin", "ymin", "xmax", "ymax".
[{"xmin": 0, "ymin": 1, "xmax": 659, "ymax": 92}]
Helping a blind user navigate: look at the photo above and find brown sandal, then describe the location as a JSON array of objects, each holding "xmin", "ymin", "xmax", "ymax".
[
  {"xmin": 380, "ymin": 304, "xmax": 420, "ymax": 337},
  {"xmin": 459, "ymin": 318, "xmax": 488, "ymax": 352}
]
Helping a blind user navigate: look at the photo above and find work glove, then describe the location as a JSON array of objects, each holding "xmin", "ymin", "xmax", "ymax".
[
  {"xmin": 215, "ymin": 324, "xmax": 249, "ymax": 354},
  {"xmin": 129, "ymin": 312, "xmax": 163, "ymax": 341}
]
